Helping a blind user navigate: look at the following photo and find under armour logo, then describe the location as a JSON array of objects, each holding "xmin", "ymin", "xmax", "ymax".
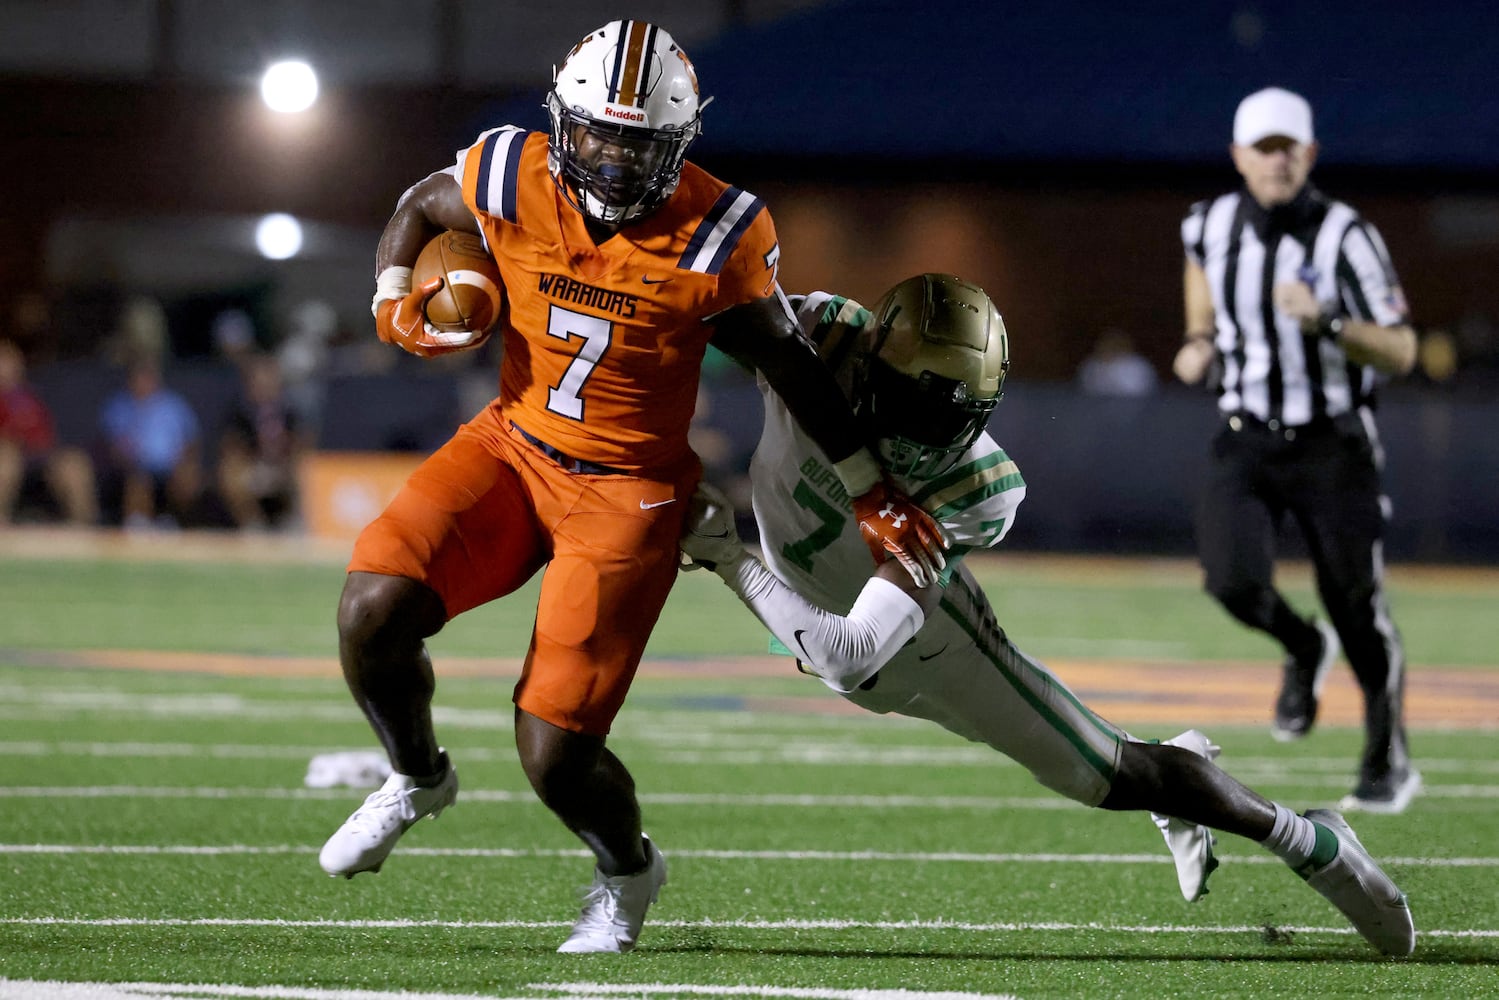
[{"xmin": 877, "ymin": 502, "xmax": 907, "ymax": 528}]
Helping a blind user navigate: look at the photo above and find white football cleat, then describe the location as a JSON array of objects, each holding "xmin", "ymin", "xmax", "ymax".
[
  {"xmin": 557, "ymin": 835, "xmax": 668, "ymax": 954},
  {"xmin": 1150, "ymin": 729, "xmax": 1221, "ymax": 902},
  {"xmin": 318, "ymin": 753, "xmax": 458, "ymax": 878},
  {"xmin": 1300, "ymin": 808, "xmax": 1415, "ymax": 956}
]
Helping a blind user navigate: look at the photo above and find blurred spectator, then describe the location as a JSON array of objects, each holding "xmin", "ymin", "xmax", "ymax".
[
  {"xmin": 0, "ymin": 339, "xmax": 97, "ymax": 525},
  {"xmin": 1078, "ymin": 328, "xmax": 1159, "ymax": 397},
  {"xmin": 97, "ymin": 358, "xmax": 201, "ymax": 529},
  {"xmin": 8, "ymin": 292, "xmax": 57, "ymax": 362},
  {"xmin": 217, "ymin": 353, "xmax": 306, "ymax": 531},
  {"xmin": 323, "ymin": 304, "xmax": 397, "ymax": 379},
  {"xmin": 106, "ymin": 295, "xmax": 169, "ymax": 367},
  {"xmin": 277, "ymin": 299, "xmax": 338, "ymax": 437},
  {"xmin": 211, "ymin": 308, "xmax": 258, "ymax": 370}
]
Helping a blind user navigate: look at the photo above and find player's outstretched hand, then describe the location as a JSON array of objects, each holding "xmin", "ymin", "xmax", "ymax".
[
  {"xmin": 680, "ymin": 481, "xmax": 745, "ymax": 574},
  {"xmin": 852, "ymin": 479, "xmax": 948, "ymax": 589},
  {"xmin": 375, "ymin": 277, "xmax": 480, "ymax": 358}
]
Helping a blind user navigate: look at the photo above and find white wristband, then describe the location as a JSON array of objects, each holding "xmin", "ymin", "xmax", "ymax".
[
  {"xmin": 833, "ymin": 448, "xmax": 881, "ymax": 498},
  {"xmin": 372, "ymin": 266, "xmax": 413, "ymax": 317}
]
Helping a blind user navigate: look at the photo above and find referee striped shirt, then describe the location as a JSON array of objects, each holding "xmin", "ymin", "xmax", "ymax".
[{"xmin": 1182, "ymin": 186, "xmax": 1410, "ymax": 425}]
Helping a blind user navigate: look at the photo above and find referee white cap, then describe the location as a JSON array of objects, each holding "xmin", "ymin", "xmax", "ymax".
[{"xmin": 1233, "ymin": 87, "xmax": 1314, "ymax": 146}]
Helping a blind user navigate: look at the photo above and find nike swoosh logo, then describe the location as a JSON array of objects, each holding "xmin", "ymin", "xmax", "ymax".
[
  {"xmin": 639, "ymin": 498, "xmax": 677, "ymax": 510},
  {"xmin": 917, "ymin": 644, "xmax": 949, "ymax": 662},
  {"xmin": 792, "ymin": 629, "xmax": 813, "ymax": 660},
  {"xmin": 641, "ymin": 275, "xmax": 673, "ymax": 285}
]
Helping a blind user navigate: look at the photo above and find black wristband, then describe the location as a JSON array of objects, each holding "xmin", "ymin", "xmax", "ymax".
[{"xmin": 1312, "ymin": 314, "xmax": 1345, "ymax": 340}]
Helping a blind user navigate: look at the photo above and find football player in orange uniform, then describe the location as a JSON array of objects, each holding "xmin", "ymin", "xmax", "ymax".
[{"xmin": 319, "ymin": 20, "xmax": 946, "ymax": 954}]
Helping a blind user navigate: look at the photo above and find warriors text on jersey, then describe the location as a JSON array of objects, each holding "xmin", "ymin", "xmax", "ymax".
[
  {"xmin": 454, "ymin": 126, "xmax": 780, "ymax": 473},
  {"xmin": 751, "ymin": 291, "xmax": 1027, "ymax": 617}
]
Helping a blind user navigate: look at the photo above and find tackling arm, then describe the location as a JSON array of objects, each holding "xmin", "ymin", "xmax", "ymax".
[
  {"xmin": 727, "ymin": 557, "xmax": 927, "ymax": 693},
  {"xmin": 709, "ymin": 296, "xmax": 949, "ymax": 587},
  {"xmin": 708, "ymin": 295, "xmax": 867, "ymax": 466},
  {"xmin": 680, "ymin": 482, "xmax": 935, "ymax": 693}
]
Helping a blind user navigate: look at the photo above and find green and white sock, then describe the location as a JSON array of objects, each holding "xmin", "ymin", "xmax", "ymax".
[{"xmin": 1260, "ymin": 803, "xmax": 1339, "ymax": 873}]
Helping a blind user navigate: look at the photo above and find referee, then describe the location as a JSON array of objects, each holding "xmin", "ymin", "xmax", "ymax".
[{"xmin": 1173, "ymin": 87, "xmax": 1420, "ymax": 814}]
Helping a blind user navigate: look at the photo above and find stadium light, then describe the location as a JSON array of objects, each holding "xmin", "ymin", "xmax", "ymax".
[
  {"xmin": 256, "ymin": 213, "xmax": 304, "ymax": 259},
  {"xmin": 260, "ymin": 60, "xmax": 319, "ymax": 113}
]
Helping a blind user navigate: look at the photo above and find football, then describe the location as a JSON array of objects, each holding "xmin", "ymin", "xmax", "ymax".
[{"xmin": 412, "ymin": 230, "xmax": 506, "ymax": 347}]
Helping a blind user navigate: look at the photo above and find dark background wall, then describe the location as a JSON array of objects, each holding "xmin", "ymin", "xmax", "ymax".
[
  {"xmin": 5, "ymin": 1, "xmax": 1498, "ymax": 371},
  {"xmin": 4, "ymin": 0, "xmax": 1497, "ymax": 558}
]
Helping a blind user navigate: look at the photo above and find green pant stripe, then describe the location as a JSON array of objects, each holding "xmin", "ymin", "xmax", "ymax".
[{"xmin": 938, "ymin": 575, "xmax": 1119, "ymax": 782}]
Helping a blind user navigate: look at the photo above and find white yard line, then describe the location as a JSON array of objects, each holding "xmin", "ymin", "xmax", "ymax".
[
  {"xmin": 0, "ymin": 702, "xmax": 513, "ymax": 729},
  {"xmin": 0, "ymin": 781, "xmax": 1495, "ymax": 806},
  {"xmin": 5, "ymin": 738, "xmax": 1499, "ymax": 781},
  {"xmin": 0, "ymin": 782, "xmax": 1458, "ymax": 809},
  {"xmin": 0, "ymin": 915, "xmax": 1494, "ymax": 938},
  {"xmin": 0, "ymin": 977, "xmax": 1024, "ymax": 1000},
  {"xmin": 1, "ymin": 842, "xmax": 1493, "ymax": 868},
  {"xmin": 0, "ymin": 785, "xmax": 1074, "ymax": 808},
  {"xmin": 545, "ymin": 985, "xmax": 1021, "ymax": 1000}
]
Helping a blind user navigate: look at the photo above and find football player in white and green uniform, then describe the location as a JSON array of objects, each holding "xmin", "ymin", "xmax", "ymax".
[{"xmin": 680, "ymin": 273, "xmax": 1415, "ymax": 956}]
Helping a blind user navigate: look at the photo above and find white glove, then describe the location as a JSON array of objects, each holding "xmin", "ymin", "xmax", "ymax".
[{"xmin": 679, "ymin": 481, "xmax": 745, "ymax": 573}]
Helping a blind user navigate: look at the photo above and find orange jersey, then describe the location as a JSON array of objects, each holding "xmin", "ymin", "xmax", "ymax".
[{"xmin": 455, "ymin": 128, "xmax": 781, "ymax": 473}]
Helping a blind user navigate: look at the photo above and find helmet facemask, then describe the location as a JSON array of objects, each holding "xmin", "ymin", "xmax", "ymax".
[
  {"xmin": 546, "ymin": 95, "xmax": 699, "ymax": 225},
  {"xmin": 864, "ymin": 360, "xmax": 1000, "ymax": 478},
  {"xmin": 856, "ymin": 273, "xmax": 1010, "ymax": 479},
  {"xmin": 545, "ymin": 21, "xmax": 707, "ymax": 227}
]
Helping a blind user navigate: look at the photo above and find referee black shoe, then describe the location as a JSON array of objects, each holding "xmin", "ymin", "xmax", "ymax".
[
  {"xmin": 1342, "ymin": 768, "xmax": 1423, "ymax": 815},
  {"xmin": 1272, "ymin": 619, "xmax": 1339, "ymax": 742}
]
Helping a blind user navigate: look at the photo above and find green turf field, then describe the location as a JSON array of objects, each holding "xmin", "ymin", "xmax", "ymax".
[{"xmin": 1, "ymin": 544, "xmax": 1496, "ymax": 998}]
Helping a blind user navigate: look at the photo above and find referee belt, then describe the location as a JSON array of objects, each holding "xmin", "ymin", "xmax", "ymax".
[
  {"xmin": 510, "ymin": 422, "xmax": 629, "ymax": 476},
  {"xmin": 1224, "ymin": 412, "xmax": 1343, "ymax": 442}
]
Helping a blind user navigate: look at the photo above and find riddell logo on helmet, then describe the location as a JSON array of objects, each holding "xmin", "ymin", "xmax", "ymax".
[{"xmin": 603, "ymin": 105, "xmax": 646, "ymax": 122}]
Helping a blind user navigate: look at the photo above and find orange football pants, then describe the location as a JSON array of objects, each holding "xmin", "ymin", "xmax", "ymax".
[{"xmin": 349, "ymin": 402, "xmax": 700, "ymax": 735}]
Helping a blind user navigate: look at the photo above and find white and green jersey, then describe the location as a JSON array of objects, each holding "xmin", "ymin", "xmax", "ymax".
[
  {"xmin": 751, "ymin": 291, "xmax": 1027, "ymax": 617},
  {"xmin": 747, "ymin": 291, "xmax": 1126, "ymax": 807}
]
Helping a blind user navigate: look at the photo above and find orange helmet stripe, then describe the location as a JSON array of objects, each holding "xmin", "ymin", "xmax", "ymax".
[{"xmin": 611, "ymin": 20, "xmax": 654, "ymax": 108}]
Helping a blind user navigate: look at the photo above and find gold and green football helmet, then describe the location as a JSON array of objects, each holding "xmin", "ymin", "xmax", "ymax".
[{"xmin": 856, "ymin": 273, "xmax": 1009, "ymax": 478}]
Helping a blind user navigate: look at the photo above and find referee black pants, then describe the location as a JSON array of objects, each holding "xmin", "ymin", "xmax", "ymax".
[{"xmin": 1195, "ymin": 412, "xmax": 1409, "ymax": 781}]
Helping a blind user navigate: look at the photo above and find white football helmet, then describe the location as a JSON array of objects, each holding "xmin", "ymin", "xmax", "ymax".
[
  {"xmin": 545, "ymin": 20, "xmax": 709, "ymax": 226},
  {"xmin": 856, "ymin": 273, "xmax": 1010, "ymax": 479}
]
